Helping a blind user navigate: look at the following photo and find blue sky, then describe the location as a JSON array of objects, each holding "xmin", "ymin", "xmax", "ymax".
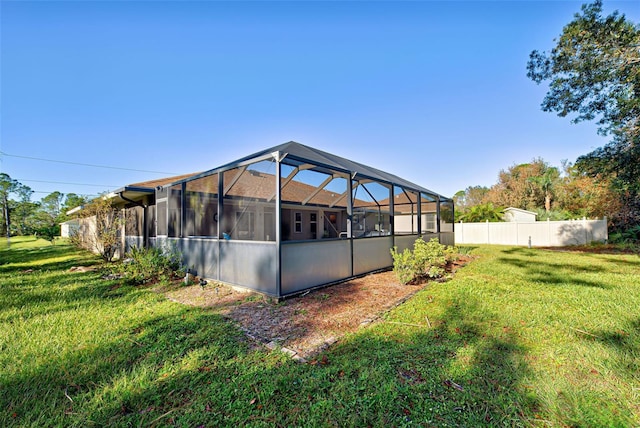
[{"xmin": 2, "ymin": 1, "xmax": 638, "ymax": 201}]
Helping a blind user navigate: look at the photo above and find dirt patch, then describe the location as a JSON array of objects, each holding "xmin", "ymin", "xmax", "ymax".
[
  {"xmin": 69, "ymin": 266, "xmax": 98, "ymax": 273},
  {"xmin": 539, "ymin": 244, "xmax": 638, "ymax": 255},
  {"xmin": 159, "ymin": 256, "xmax": 473, "ymax": 359}
]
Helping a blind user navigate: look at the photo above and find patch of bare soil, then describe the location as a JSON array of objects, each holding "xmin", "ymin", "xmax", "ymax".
[
  {"xmin": 540, "ymin": 244, "xmax": 638, "ymax": 255},
  {"xmin": 160, "ymin": 256, "xmax": 472, "ymax": 359}
]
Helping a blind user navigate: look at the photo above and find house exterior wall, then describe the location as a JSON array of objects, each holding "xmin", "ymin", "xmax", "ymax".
[{"xmin": 73, "ymin": 215, "xmax": 124, "ymax": 259}]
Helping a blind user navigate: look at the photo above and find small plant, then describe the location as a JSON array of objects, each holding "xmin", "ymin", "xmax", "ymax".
[
  {"xmin": 115, "ymin": 245, "xmax": 182, "ymax": 285},
  {"xmin": 391, "ymin": 237, "xmax": 458, "ymax": 285},
  {"xmin": 390, "ymin": 247, "xmax": 416, "ymax": 285}
]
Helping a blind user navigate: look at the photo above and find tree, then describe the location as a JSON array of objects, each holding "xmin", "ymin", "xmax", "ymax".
[
  {"xmin": 484, "ymin": 159, "xmax": 556, "ymax": 211},
  {"xmin": 554, "ymin": 161, "xmax": 621, "ymax": 220},
  {"xmin": 31, "ymin": 191, "xmax": 66, "ymax": 244},
  {"xmin": 453, "ymin": 186, "xmax": 489, "ymax": 214},
  {"xmin": 527, "ymin": 0, "xmax": 639, "ymax": 139},
  {"xmin": 528, "ymin": 166, "xmax": 561, "ymax": 212},
  {"xmin": 459, "ymin": 203, "xmax": 504, "ymax": 223},
  {"xmin": 527, "ymin": 0, "xmax": 640, "ymax": 231},
  {"xmin": 62, "ymin": 193, "xmax": 89, "ymax": 214},
  {"xmin": 12, "ymin": 200, "xmax": 39, "ymax": 235},
  {"xmin": 71, "ymin": 195, "xmax": 122, "ymax": 262},
  {"xmin": 40, "ymin": 191, "xmax": 64, "ymax": 219},
  {"xmin": 0, "ymin": 173, "xmax": 33, "ymax": 245}
]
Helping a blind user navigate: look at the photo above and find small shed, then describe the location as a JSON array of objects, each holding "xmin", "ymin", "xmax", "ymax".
[
  {"xmin": 503, "ymin": 207, "xmax": 537, "ymax": 222},
  {"xmin": 108, "ymin": 141, "xmax": 454, "ymax": 298}
]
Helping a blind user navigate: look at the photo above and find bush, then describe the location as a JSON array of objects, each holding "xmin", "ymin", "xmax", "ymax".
[
  {"xmin": 391, "ymin": 237, "xmax": 458, "ymax": 285},
  {"xmin": 389, "ymin": 247, "xmax": 416, "ymax": 285},
  {"xmin": 115, "ymin": 246, "xmax": 183, "ymax": 285},
  {"xmin": 609, "ymin": 225, "xmax": 640, "ymax": 244}
]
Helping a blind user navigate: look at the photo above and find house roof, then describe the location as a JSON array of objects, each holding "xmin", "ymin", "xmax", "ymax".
[
  {"xmin": 173, "ymin": 141, "xmax": 451, "ymax": 201},
  {"xmin": 186, "ymin": 170, "xmax": 369, "ymax": 208},
  {"xmin": 128, "ymin": 172, "xmax": 201, "ymax": 189},
  {"xmin": 98, "ymin": 142, "xmax": 449, "ymax": 210},
  {"xmin": 107, "ymin": 172, "xmax": 202, "ymax": 204},
  {"xmin": 504, "ymin": 207, "xmax": 538, "ymax": 216}
]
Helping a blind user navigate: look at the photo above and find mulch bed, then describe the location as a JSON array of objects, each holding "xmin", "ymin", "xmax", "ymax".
[{"xmin": 160, "ymin": 256, "xmax": 473, "ymax": 359}]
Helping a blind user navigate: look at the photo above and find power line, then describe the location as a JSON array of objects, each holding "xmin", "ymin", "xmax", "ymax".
[
  {"xmin": 31, "ymin": 190, "xmax": 98, "ymax": 196},
  {"xmin": 16, "ymin": 178, "xmax": 118, "ymax": 188},
  {"xmin": 0, "ymin": 151, "xmax": 178, "ymax": 175}
]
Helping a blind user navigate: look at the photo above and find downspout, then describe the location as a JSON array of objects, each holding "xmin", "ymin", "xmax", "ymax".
[
  {"xmin": 347, "ymin": 172, "xmax": 354, "ymax": 278},
  {"xmin": 275, "ymin": 156, "xmax": 282, "ymax": 298},
  {"xmin": 390, "ymin": 185, "xmax": 395, "ymax": 249},
  {"xmin": 436, "ymin": 196, "xmax": 441, "ymax": 242},
  {"xmin": 417, "ymin": 193, "xmax": 422, "ymax": 237}
]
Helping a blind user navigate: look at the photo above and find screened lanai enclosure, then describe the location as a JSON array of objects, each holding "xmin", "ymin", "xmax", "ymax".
[{"xmin": 121, "ymin": 142, "xmax": 454, "ymax": 298}]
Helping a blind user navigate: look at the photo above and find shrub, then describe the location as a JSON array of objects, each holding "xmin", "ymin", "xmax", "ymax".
[
  {"xmin": 69, "ymin": 196, "xmax": 123, "ymax": 262},
  {"xmin": 115, "ymin": 245, "xmax": 183, "ymax": 285},
  {"xmin": 609, "ymin": 225, "xmax": 640, "ymax": 244},
  {"xmin": 389, "ymin": 247, "xmax": 416, "ymax": 285},
  {"xmin": 391, "ymin": 237, "xmax": 458, "ymax": 285}
]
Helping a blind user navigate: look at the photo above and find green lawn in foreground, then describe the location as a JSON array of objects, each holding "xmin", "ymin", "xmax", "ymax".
[{"xmin": 1, "ymin": 238, "xmax": 639, "ymax": 427}]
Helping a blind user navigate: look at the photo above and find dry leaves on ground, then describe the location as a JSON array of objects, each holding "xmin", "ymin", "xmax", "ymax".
[{"xmin": 161, "ymin": 256, "xmax": 473, "ymax": 359}]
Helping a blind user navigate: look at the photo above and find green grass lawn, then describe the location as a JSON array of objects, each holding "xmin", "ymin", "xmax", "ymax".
[{"xmin": 1, "ymin": 237, "xmax": 639, "ymax": 427}]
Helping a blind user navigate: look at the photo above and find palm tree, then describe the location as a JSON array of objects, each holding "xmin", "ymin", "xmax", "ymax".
[
  {"xmin": 459, "ymin": 203, "xmax": 504, "ymax": 222},
  {"xmin": 529, "ymin": 167, "xmax": 560, "ymax": 212}
]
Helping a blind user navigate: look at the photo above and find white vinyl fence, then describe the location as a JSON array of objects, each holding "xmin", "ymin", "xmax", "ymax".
[{"xmin": 455, "ymin": 218, "xmax": 608, "ymax": 247}]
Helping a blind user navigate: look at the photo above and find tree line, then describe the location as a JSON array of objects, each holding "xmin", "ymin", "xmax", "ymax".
[
  {"xmin": 0, "ymin": 173, "xmax": 89, "ymax": 243},
  {"xmin": 454, "ymin": 158, "xmax": 619, "ymax": 222},
  {"xmin": 457, "ymin": 0, "xmax": 639, "ymax": 243}
]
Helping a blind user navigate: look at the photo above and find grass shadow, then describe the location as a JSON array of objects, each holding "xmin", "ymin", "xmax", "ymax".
[
  {"xmin": 0, "ymin": 309, "xmax": 254, "ymax": 427},
  {"xmin": 496, "ymin": 256, "xmax": 611, "ymax": 288},
  {"xmin": 319, "ymin": 292, "xmax": 539, "ymax": 426},
  {"xmin": 0, "ymin": 244, "xmax": 99, "ymax": 274}
]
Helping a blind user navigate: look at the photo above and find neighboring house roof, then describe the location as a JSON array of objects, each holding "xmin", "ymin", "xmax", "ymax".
[{"xmin": 504, "ymin": 207, "xmax": 538, "ymax": 216}]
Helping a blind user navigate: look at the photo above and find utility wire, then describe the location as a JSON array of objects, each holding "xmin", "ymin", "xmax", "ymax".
[
  {"xmin": 16, "ymin": 178, "xmax": 118, "ymax": 188},
  {"xmin": 0, "ymin": 151, "xmax": 178, "ymax": 175},
  {"xmin": 30, "ymin": 190, "xmax": 98, "ymax": 196}
]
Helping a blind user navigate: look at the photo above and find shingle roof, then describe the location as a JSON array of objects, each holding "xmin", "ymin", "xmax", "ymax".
[{"xmin": 128, "ymin": 172, "xmax": 202, "ymax": 189}]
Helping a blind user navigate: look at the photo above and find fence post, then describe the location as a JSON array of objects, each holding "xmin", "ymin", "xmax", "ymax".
[
  {"xmin": 487, "ymin": 219, "xmax": 490, "ymax": 244},
  {"xmin": 547, "ymin": 218, "xmax": 551, "ymax": 246},
  {"xmin": 583, "ymin": 217, "xmax": 588, "ymax": 244}
]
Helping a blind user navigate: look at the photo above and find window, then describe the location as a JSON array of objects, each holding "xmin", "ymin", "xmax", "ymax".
[
  {"xmin": 294, "ymin": 212, "xmax": 302, "ymax": 233},
  {"xmin": 235, "ymin": 211, "xmax": 255, "ymax": 240},
  {"xmin": 310, "ymin": 212, "xmax": 317, "ymax": 238}
]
